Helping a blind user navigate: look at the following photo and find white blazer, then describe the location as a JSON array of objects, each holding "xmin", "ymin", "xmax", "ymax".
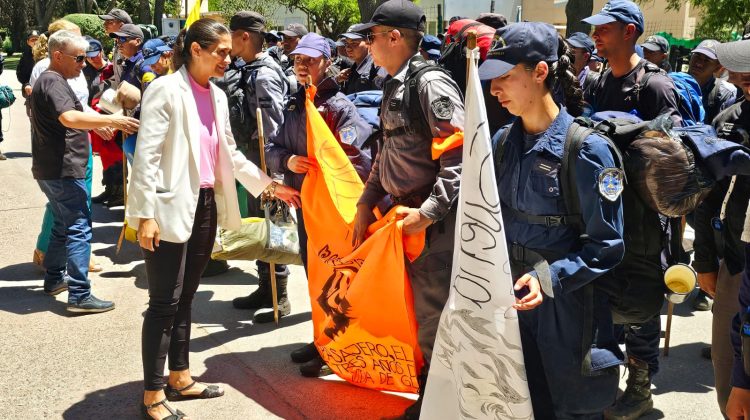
[{"xmin": 126, "ymin": 67, "xmax": 272, "ymax": 243}]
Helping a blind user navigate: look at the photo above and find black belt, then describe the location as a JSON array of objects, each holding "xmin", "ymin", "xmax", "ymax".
[
  {"xmin": 509, "ymin": 243, "xmax": 555, "ymax": 298},
  {"xmin": 502, "ymin": 203, "xmax": 583, "ymax": 228}
]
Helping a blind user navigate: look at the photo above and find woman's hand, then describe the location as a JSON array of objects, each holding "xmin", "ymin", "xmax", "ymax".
[
  {"xmin": 352, "ymin": 204, "xmax": 376, "ymax": 248},
  {"xmin": 287, "ymin": 155, "xmax": 316, "ymax": 174},
  {"xmin": 513, "ymin": 273, "xmax": 543, "ymax": 311},
  {"xmin": 273, "ymin": 183, "xmax": 302, "ymax": 209},
  {"xmin": 138, "ymin": 218, "xmax": 160, "ymax": 251}
]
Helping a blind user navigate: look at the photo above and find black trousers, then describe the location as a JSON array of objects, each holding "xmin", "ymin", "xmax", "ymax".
[{"xmin": 141, "ymin": 188, "xmax": 217, "ymax": 391}]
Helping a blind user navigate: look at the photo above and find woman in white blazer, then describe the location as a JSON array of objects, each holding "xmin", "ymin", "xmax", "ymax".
[{"xmin": 126, "ymin": 19, "xmax": 300, "ymax": 420}]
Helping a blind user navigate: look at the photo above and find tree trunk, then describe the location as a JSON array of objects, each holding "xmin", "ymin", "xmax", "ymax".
[
  {"xmin": 153, "ymin": 0, "xmax": 165, "ymax": 34},
  {"xmin": 357, "ymin": 0, "xmax": 387, "ymax": 22},
  {"xmin": 139, "ymin": 0, "xmax": 152, "ymax": 24},
  {"xmin": 565, "ymin": 0, "xmax": 594, "ymax": 37},
  {"xmin": 34, "ymin": 0, "xmax": 60, "ymax": 31}
]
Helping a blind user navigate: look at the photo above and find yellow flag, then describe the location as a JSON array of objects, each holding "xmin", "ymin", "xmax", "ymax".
[{"xmin": 185, "ymin": 0, "xmax": 201, "ymax": 28}]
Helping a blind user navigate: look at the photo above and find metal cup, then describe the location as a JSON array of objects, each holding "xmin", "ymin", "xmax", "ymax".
[{"xmin": 664, "ymin": 263, "xmax": 697, "ymax": 304}]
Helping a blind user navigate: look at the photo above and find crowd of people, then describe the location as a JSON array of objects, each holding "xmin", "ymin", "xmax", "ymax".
[{"xmin": 6, "ymin": 0, "xmax": 750, "ymax": 418}]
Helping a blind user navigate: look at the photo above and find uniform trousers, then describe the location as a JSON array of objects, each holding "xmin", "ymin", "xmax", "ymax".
[
  {"xmin": 405, "ymin": 207, "xmax": 456, "ymax": 377},
  {"xmin": 141, "ymin": 188, "xmax": 217, "ymax": 391},
  {"xmin": 713, "ymin": 260, "xmax": 742, "ymax": 415}
]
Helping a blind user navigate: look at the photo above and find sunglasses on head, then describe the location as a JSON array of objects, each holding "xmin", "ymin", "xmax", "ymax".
[{"xmin": 63, "ymin": 53, "xmax": 86, "ymax": 63}]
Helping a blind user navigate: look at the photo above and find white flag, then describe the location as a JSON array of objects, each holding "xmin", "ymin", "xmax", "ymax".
[{"xmin": 420, "ymin": 48, "xmax": 534, "ymax": 419}]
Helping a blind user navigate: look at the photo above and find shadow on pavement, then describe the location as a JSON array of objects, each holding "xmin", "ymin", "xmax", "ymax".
[
  {"xmin": 91, "ymin": 205, "xmax": 125, "ymax": 224},
  {"xmin": 62, "ymin": 380, "xmax": 142, "ymax": 419},
  {"xmin": 0, "ymin": 285, "xmax": 69, "ymax": 316},
  {"xmin": 203, "ymin": 344, "xmax": 413, "ymax": 420},
  {"xmin": 189, "ymin": 289, "xmax": 312, "ymax": 352},
  {"xmin": 0, "ymin": 262, "xmax": 41, "ymax": 281},
  {"xmin": 652, "ymin": 341, "xmax": 714, "ymax": 395},
  {"xmin": 2, "ymin": 152, "xmax": 32, "ymax": 159}
]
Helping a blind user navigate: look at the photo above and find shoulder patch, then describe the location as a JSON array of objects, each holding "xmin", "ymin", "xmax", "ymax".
[
  {"xmin": 598, "ymin": 168, "xmax": 624, "ymax": 202},
  {"xmin": 339, "ymin": 126, "xmax": 357, "ymax": 145},
  {"xmin": 430, "ymin": 96, "xmax": 454, "ymax": 121}
]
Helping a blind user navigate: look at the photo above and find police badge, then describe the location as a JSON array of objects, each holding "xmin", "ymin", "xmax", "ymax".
[
  {"xmin": 430, "ymin": 96, "xmax": 454, "ymax": 120},
  {"xmin": 339, "ymin": 126, "xmax": 357, "ymax": 145},
  {"xmin": 598, "ymin": 168, "xmax": 624, "ymax": 202}
]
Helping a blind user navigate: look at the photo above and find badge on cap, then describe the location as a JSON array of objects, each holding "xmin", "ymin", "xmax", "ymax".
[
  {"xmin": 431, "ymin": 96, "xmax": 454, "ymax": 121},
  {"xmin": 339, "ymin": 126, "xmax": 357, "ymax": 145},
  {"xmin": 599, "ymin": 168, "xmax": 624, "ymax": 201}
]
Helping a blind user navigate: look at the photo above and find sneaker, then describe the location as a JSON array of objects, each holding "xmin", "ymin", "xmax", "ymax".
[
  {"xmin": 44, "ymin": 280, "xmax": 68, "ymax": 296},
  {"xmin": 67, "ymin": 295, "xmax": 115, "ymax": 314},
  {"xmin": 692, "ymin": 291, "xmax": 713, "ymax": 311}
]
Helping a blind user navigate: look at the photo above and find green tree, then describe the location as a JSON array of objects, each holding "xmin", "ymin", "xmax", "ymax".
[
  {"xmin": 280, "ymin": 0, "xmax": 360, "ymax": 38},
  {"xmin": 664, "ymin": 0, "xmax": 748, "ymax": 40},
  {"xmin": 210, "ymin": 0, "xmax": 280, "ymax": 22},
  {"xmin": 356, "ymin": 0, "xmax": 386, "ymax": 22}
]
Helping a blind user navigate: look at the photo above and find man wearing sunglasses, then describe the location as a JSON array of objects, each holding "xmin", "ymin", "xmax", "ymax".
[
  {"xmin": 30, "ymin": 30, "xmax": 139, "ymax": 314},
  {"xmin": 279, "ymin": 23, "xmax": 308, "ymax": 74},
  {"xmin": 352, "ymin": 1, "xmax": 464, "ymax": 418},
  {"xmin": 338, "ymin": 23, "xmax": 384, "ymax": 95},
  {"xmin": 98, "ymin": 8, "xmax": 132, "ymax": 88},
  {"xmin": 110, "ymin": 24, "xmax": 147, "ymax": 98}
]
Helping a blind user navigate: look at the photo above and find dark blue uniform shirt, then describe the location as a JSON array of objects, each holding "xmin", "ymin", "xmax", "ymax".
[{"xmin": 493, "ymin": 108, "xmax": 625, "ymax": 293}]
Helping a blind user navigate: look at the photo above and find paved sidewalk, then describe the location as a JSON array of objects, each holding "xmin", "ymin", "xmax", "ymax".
[{"xmin": 0, "ymin": 66, "xmax": 721, "ymax": 419}]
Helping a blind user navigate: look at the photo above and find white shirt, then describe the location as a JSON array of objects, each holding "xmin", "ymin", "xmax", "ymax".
[{"xmin": 30, "ymin": 58, "xmax": 93, "ymax": 113}]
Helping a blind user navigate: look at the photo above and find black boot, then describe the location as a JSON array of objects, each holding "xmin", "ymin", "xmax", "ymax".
[
  {"xmin": 399, "ymin": 372, "xmax": 427, "ymax": 419},
  {"xmin": 253, "ymin": 276, "xmax": 291, "ymax": 323},
  {"xmin": 604, "ymin": 356, "xmax": 653, "ymax": 420},
  {"xmin": 290, "ymin": 342, "xmax": 319, "ymax": 364},
  {"xmin": 201, "ymin": 258, "xmax": 229, "ymax": 277},
  {"xmin": 105, "ymin": 182, "xmax": 125, "ymax": 207},
  {"xmin": 232, "ymin": 272, "xmax": 272, "ymax": 309},
  {"xmin": 92, "ymin": 167, "xmax": 112, "ymax": 204}
]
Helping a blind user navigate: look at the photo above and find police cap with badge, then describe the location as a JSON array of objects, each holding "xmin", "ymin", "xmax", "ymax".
[{"xmin": 477, "ymin": 22, "xmax": 559, "ymax": 80}]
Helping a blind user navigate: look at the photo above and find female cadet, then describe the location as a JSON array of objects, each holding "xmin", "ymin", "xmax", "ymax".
[
  {"xmin": 479, "ymin": 22, "xmax": 626, "ymax": 418},
  {"xmin": 265, "ymin": 32, "xmax": 373, "ymax": 377}
]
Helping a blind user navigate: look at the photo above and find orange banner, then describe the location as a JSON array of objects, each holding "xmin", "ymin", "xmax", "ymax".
[{"xmin": 301, "ymin": 84, "xmax": 424, "ymax": 393}]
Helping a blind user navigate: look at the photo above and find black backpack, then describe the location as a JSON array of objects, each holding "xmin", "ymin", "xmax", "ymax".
[{"xmin": 400, "ymin": 56, "xmax": 463, "ymax": 138}]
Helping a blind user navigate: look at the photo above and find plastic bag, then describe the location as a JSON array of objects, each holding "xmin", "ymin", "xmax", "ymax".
[{"xmin": 212, "ymin": 217, "xmax": 302, "ymax": 265}]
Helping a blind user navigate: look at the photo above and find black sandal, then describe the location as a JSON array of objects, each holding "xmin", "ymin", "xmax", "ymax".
[
  {"xmin": 165, "ymin": 380, "xmax": 225, "ymax": 401},
  {"xmin": 141, "ymin": 398, "xmax": 185, "ymax": 420}
]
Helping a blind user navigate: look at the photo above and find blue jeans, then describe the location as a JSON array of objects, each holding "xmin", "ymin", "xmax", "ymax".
[{"xmin": 37, "ymin": 178, "xmax": 92, "ymax": 303}]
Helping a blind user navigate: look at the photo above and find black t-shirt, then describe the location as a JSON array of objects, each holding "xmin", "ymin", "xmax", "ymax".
[
  {"xmin": 586, "ymin": 59, "xmax": 682, "ymax": 125},
  {"xmin": 30, "ymin": 70, "xmax": 88, "ymax": 180}
]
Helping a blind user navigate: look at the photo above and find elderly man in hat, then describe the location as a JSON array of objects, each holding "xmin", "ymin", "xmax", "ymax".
[
  {"xmin": 98, "ymin": 8, "xmax": 132, "ymax": 87},
  {"xmin": 280, "ymin": 23, "xmax": 308, "ymax": 73}
]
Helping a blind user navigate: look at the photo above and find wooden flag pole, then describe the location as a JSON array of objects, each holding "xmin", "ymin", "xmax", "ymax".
[
  {"xmin": 466, "ymin": 31, "xmax": 478, "ymax": 86},
  {"xmin": 257, "ymin": 107, "xmax": 279, "ymax": 326}
]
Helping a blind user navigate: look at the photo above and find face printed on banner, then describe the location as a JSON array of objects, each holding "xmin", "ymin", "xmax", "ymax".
[{"xmin": 490, "ymin": 63, "xmax": 550, "ymax": 117}]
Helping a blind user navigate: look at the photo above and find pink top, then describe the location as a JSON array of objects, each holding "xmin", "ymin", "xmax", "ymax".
[{"xmin": 189, "ymin": 74, "xmax": 219, "ymax": 188}]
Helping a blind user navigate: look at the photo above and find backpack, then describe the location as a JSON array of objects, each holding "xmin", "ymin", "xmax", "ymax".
[
  {"xmin": 138, "ymin": 24, "xmax": 158, "ymax": 41},
  {"xmin": 346, "ymin": 90, "xmax": 383, "ymax": 160},
  {"xmin": 439, "ymin": 19, "xmax": 495, "ymax": 94},
  {"xmin": 401, "ymin": 55, "xmax": 463, "ymax": 138},
  {"xmin": 630, "ymin": 63, "xmax": 705, "ymax": 126},
  {"xmin": 0, "ymin": 85, "xmax": 16, "ymax": 109}
]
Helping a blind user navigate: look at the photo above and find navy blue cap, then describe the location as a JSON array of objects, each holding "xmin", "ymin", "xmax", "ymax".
[
  {"xmin": 421, "ymin": 34, "xmax": 441, "ymax": 56},
  {"xmin": 290, "ymin": 33, "xmax": 331, "ymax": 59},
  {"xmin": 86, "ymin": 37, "xmax": 103, "ymax": 57},
  {"xmin": 142, "ymin": 38, "xmax": 172, "ymax": 66},
  {"xmin": 641, "ymin": 35, "xmax": 669, "ymax": 53},
  {"xmin": 341, "ymin": 24, "xmax": 367, "ymax": 40},
  {"xmin": 479, "ymin": 22, "xmax": 558, "ymax": 80},
  {"xmin": 582, "ymin": 0, "xmax": 644, "ymax": 34},
  {"xmin": 691, "ymin": 39, "xmax": 719, "ymax": 60},
  {"xmin": 635, "ymin": 44, "xmax": 644, "ymax": 58},
  {"xmin": 567, "ymin": 32, "xmax": 594, "ymax": 54}
]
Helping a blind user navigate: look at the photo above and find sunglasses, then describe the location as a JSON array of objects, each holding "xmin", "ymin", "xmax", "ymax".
[
  {"xmin": 365, "ymin": 30, "xmax": 392, "ymax": 44},
  {"xmin": 63, "ymin": 53, "xmax": 86, "ymax": 63},
  {"xmin": 117, "ymin": 36, "xmax": 132, "ymax": 44}
]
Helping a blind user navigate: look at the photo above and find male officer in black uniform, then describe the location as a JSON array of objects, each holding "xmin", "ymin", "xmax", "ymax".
[
  {"xmin": 351, "ymin": 1, "xmax": 464, "ymax": 418},
  {"xmin": 583, "ymin": 1, "xmax": 682, "ymax": 419}
]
